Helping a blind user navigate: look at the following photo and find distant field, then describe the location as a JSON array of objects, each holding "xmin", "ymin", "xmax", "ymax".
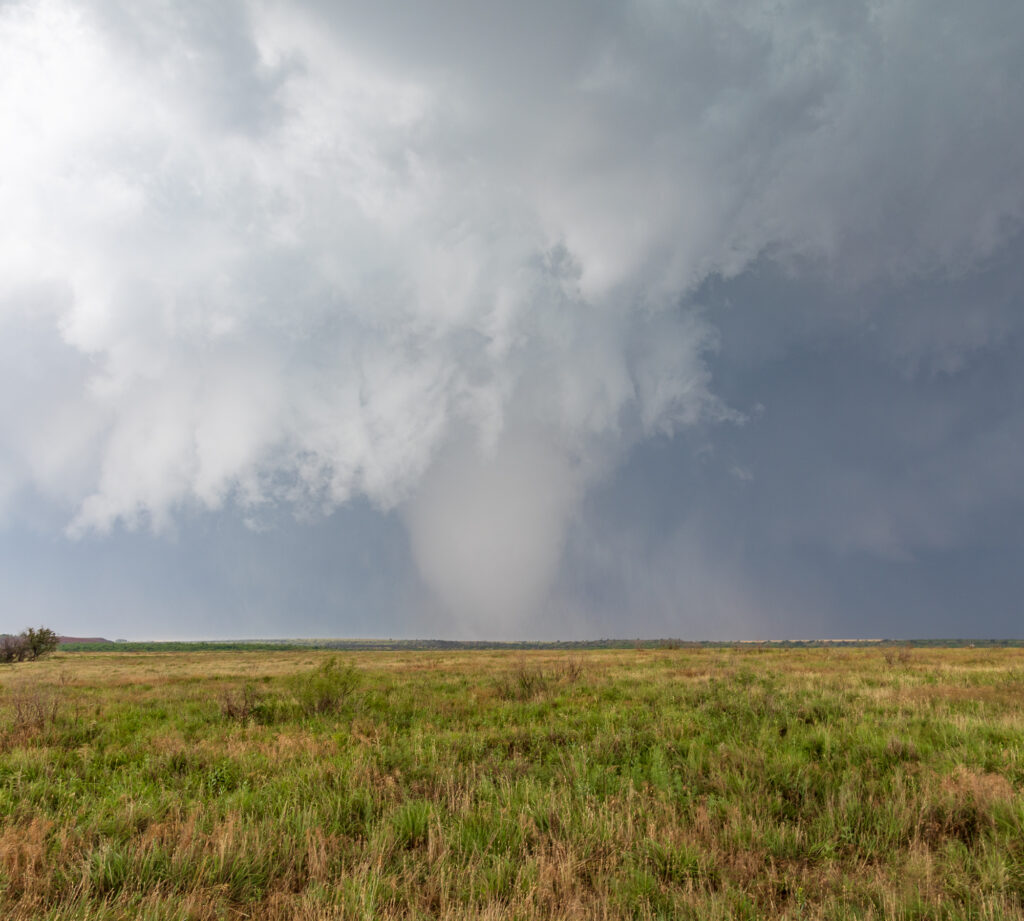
[{"xmin": 1, "ymin": 647, "xmax": 1022, "ymax": 919}]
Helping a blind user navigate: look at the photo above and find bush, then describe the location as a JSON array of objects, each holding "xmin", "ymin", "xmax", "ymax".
[
  {"xmin": 289, "ymin": 658, "xmax": 360, "ymax": 716},
  {"xmin": 1, "ymin": 627, "xmax": 59, "ymax": 664},
  {"xmin": 0, "ymin": 634, "xmax": 29, "ymax": 663},
  {"xmin": 219, "ymin": 683, "xmax": 266, "ymax": 721}
]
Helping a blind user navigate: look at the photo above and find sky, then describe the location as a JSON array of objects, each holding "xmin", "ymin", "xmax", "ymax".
[{"xmin": 2, "ymin": 0, "xmax": 1023, "ymax": 640}]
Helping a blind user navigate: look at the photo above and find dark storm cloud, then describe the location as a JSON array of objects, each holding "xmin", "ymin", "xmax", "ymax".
[
  {"xmin": 559, "ymin": 245, "xmax": 1024, "ymax": 639},
  {"xmin": 1, "ymin": 0, "xmax": 1022, "ymax": 636}
]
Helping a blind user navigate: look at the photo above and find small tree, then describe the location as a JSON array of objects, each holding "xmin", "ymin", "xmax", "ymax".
[{"xmin": 25, "ymin": 627, "xmax": 59, "ymax": 660}]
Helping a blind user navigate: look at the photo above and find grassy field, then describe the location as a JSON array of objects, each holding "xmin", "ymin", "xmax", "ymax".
[{"xmin": 0, "ymin": 646, "xmax": 1022, "ymax": 919}]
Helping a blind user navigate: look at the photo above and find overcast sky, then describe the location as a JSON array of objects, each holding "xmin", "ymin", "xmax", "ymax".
[{"xmin": 2, "ymin": 0, "xmax": 1023, "ymax": 639}]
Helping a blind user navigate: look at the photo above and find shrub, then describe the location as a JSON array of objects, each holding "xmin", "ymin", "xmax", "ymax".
[
  {"xmin": 219, "ymin": 683, "xmax": 266, "ymax": 721},
  {"xmin": 0, "ymin": 634, "xmax": 29, "ymax": 663},
  {"xmin": 1, "ymin": 627, "xmax": 59, "ymax": 663},
  {"xmin": 289, "ymin": 658, "xmax": 360, "ymax": 716},
  {"xmin": 884, "ymin": 642, "xmax": 914, "ymax": 667}
]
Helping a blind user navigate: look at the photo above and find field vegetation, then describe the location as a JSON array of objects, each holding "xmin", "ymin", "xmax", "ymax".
[{"xmin": 0, "ymin": 646, "xmax": 1022, "ymax": 919}]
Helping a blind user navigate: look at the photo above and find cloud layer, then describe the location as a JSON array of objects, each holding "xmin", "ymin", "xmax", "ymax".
[{"xmin": 2, "ymin": 0, "xmax": 1023, "ymax": 631}]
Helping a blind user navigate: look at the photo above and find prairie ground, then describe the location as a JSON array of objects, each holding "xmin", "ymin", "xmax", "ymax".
[{"xmin": 0, "ymin": 645, "xmax": 1022, "ymax": 919}]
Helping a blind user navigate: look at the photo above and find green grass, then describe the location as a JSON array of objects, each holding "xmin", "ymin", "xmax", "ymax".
[{"xmin": 0, "ymin": 646, "xmax": 1022, "ymax": 919}]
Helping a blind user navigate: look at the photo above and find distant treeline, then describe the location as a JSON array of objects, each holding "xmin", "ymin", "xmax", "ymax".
[
  {"xmin": 58, "ymin": 641, "xmax": 306, "ymax": 652},
  {"xmin": 54, "ymin": 637, "xmax": 1024, "ymax": 653}
]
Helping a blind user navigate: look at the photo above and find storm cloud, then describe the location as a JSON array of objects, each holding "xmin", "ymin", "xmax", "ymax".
[{"xmin": 2, "ymin": 0, "xmax": 1023, "ymax": 637}]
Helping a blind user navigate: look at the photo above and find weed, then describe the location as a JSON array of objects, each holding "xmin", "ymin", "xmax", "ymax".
[
  {"xmin": 6, "ymin": 682, "xmax": 62, "ymax": 733},
  {"xmin": 495, "ymin": 666, "xmax": 550, "ymax": 701},
  {"xmin": 563, "ymin": 656, "xmax": 584, "ymax": 684},
  {"xmin": 218, "ymin": 682, "xmax": 266, "ymax": 721},
  {"xmin": 495, "ymin": 658, "xmax": 584, "ymax": 700}
]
